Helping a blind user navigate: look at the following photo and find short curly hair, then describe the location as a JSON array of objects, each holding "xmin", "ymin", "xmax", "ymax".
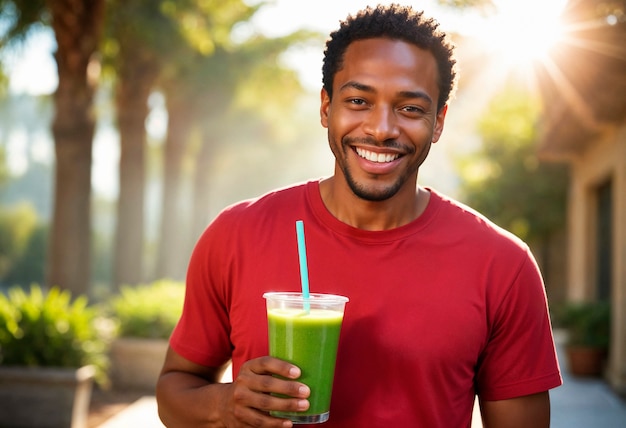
[{"xmin": 322, "ymin": 3, "xmax": 457, "ymax": 112}]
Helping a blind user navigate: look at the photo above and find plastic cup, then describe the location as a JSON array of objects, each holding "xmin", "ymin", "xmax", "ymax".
[{"xmin": 263, "ymin": 292, "xmax": 348, "ymax": 424}]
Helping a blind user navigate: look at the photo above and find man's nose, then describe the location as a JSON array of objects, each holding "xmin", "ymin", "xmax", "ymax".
[{"xmin": 362, "ymin": 105, "xmax": 401, "ymax": 142}]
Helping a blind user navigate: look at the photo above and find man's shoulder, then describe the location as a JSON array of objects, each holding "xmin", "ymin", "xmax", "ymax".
[
  {"xmin": 226, "ymin": 181, "xmax": 311, "ymax": 214},
  {"xmin": 196, "ymin": 181, "xmax": 314, "ymax": 246},
  {"xmin": 209, "ymin": 180, "xmax": 314, "ymax": 230},
  {"xmin": 429, "ymin": 189, "xmax": 528, "ymax": 251}
]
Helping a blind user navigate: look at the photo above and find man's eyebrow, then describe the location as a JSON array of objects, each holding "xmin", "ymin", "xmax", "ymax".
[
  {"xmin": 398, "ymin": 90, "xmax": 433, "ymax": 105},
  {"xmin": 339, "ymin": 81, "xmax": 374, "ymax": 93},
  {"xmin": 339, "ymin": 81, "xmax": 433, "ymax": 105}
]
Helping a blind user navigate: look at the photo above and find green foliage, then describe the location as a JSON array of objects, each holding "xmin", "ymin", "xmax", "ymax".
[
  {"xmin": 554, "ymin": 301, "xmax": 611, "ymax": 348},
  {"xmin": 0, "ymin": 0, "xmax": 48, "ymax": 47},
  {"xmin": 107, "ymin": 280, "xmax": 184, "ymax": 339},
  {"xmin": 154, "ymin": 2, "xmax": 318, "ymax": 119},
  {"xmin": 0, "ymin": 202, "xmax": 39, "ymax": 280},
  {"xmin": 3, "ymin": 223, "xmax": 46, "ymax": 286},
  {"xmin": 163, "ymin": 0, "xmax": 263, "ymax": 54},
  {"xmin": 231, "ymin": 30, "xmax": 322, "ymax": 120},
  {"xmin": 457, "ymin": 83, "xmax": 569, "ymax": 242},
  {"xmin": 0, "ymin": 285, "xmax": 110, "ymax": 384}
]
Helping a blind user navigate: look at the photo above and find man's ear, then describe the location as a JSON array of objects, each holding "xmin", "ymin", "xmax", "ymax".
[
  {"xmin": 431, "ymin": 104, "xmax": 448, "ymax": 143},
  {"xmin": 320, "ymin": 88, "xmax": 330, "ymax": 129}
]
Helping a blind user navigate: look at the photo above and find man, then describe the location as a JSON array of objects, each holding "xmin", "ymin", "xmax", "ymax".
[{"xmin": 157, "ymin": 4, "xmax": 562, "ymax": 427}]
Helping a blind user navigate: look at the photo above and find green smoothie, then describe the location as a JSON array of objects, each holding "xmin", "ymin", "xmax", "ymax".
[{"xmin": 267, "ymin": 307, "xmax": 344, "ymax": 421}]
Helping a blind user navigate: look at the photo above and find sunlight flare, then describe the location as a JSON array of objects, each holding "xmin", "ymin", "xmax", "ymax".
[{"xmin": 475, "ymin": 0, "xmax": 568, "ymax": 67}]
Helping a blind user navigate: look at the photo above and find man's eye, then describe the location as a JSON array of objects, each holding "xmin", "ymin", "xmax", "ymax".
[
  {"xmin": 402, "ymin": 105, "xmax": 425, "ymax": 114},
  {"xmin": 349, "ymin": 98, "xmax": 366, "ymax": 106}
]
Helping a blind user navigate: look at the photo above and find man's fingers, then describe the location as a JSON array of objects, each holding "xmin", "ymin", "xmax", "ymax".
[
  {"xmin": 239, "ymin": 357, "xmax": 310, "ymax": 398},
  {"xmin": 246, "ymin": 356, "xmax": 301, "ymax": 379},
  {"xmin": 235, "ymin": 370, "xmax": 310, "ymax": 400}
]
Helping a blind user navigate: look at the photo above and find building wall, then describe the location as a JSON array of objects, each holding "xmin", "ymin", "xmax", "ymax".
[
  {"xmin": 566, "ymin": 124, "xmax": 626, "ymax": 394},
  {"xmin": 530, "ymin": 229, "xmax": 568, "ymax": 305}
]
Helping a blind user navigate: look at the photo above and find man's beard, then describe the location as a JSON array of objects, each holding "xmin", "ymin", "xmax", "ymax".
[
  {"xmin": 344, "ymin": 166, "xmax": 406, "ymax": 201},
  {"xmin": 338, "ymin": 136, "xmax": 421, "ymax": 202}
]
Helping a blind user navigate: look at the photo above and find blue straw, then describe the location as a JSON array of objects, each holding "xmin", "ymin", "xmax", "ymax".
[{"xmin": 296, "ymin": 220, "xmax": 311, "ymax": 312}]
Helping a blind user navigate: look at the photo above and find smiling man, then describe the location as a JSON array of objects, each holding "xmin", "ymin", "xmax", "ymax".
[{"xmin": 156, "ymin": 4, "xmax": 562, "ymax": 427}]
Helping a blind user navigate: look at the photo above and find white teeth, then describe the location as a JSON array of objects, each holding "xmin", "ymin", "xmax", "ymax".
[{"xmin": 356, "ymin": 148, "xmax": 400, "ymax": 163}]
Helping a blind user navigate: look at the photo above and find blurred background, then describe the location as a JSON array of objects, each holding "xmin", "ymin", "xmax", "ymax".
[
  {"xmin": 0, "ymin": 0, "xmax": 578, "ymax": 298},
  {"xmin": 0, "ymin": 0, "xmax": 625, "ymax": 422}
]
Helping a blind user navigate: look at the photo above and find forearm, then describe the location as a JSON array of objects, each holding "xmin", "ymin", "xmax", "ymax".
[{"xmin": 156, "ymin": 370, "xmax": 231, "ymax": 428}]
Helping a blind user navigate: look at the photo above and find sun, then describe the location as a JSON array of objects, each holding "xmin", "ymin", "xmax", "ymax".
[
  {"xmin": 446, "ymin": 0, "xmax": 572, "ymax": 123},
  {"xmin": 475, "ymin": 0, "xmax": 568, "ymax": 68}
]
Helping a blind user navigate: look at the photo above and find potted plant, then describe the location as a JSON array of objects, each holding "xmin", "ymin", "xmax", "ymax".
[
  {"xmin": 555, "ymin": 300, "xmax": 611, "ymax": 377},
  {"xmin": 0, "ymin": 285, "xmax": 109, "ymax": 428},
  {"xmin": 107, "ymin": 279, "xmax": 184, "ymax": 391}
]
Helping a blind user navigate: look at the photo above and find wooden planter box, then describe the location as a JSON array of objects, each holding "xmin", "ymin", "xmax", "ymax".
[
  {"xmin": 0, "ymin": 365, "xmax": 94, "ymax": 428},
  {"xmin": 110, "ymin": 337, "xmax": 168, "ymax": 392}
]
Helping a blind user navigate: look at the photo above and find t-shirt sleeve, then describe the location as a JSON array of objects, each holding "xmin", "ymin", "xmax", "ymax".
[
  {"xmin": 169, "ymin": 211, "xmax": 235, "ymax": 368},
  {"xmin": 475, "ymin": 249, "xmax": 562, "ymax": 400}
]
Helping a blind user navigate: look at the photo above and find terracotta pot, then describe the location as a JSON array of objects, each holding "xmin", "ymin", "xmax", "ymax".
[
  {"xmin": 566, "ymin": 346, "xmax": 608, "ymax": 377},
  {"xmin": 0, "ymin": 365, "xmax": 94, "ymax": 428}
]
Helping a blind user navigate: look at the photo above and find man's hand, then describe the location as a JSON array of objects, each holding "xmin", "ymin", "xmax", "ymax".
[{"xmin": 221, "ymin": 356, "xmax": 311, "ymax": 427}]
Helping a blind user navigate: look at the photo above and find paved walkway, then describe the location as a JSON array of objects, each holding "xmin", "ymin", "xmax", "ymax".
[
  {"xmin": 550, "ymin": 332, "xmax": 626, "ymax": 428},
  {"xmin": 98, "ymin": 332, "xmax": 626, "ymax": 427},
  {"xmin": 97, "ymin": 397, "xmax": 163, "ymax": 428}
]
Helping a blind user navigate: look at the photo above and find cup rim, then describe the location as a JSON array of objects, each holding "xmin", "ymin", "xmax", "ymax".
[{"xmin": 263, "ymin": 291, "xmax": 349, "ymax": 303}]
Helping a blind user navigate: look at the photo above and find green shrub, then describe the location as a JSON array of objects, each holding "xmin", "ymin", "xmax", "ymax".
[
  {"xmin": 0, "ymin": 285, "xmax": 110, "ymax": 384},
  {"xmin": 108, "ymin": 280, "xmax": 184, "ymax": 340},
  {"xmin": 554, "ymin": 301, "xmax": 611, "ymax": 348}
]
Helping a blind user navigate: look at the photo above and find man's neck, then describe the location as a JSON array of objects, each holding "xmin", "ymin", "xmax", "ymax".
[{"xmin": 319, "ymin": 177, "xmax": 430, "ymax": 231}]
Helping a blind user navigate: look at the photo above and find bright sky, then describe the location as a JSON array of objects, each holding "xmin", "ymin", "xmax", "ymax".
[{"xmin": 3, "ymin": 0, "xmax": 569, "ymax": 197}]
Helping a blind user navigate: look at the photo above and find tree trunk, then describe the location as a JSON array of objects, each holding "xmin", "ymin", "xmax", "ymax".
[
  {"xmin": 45, "ymin": 0, "xmax": 105, "ymax": 296},
  {"xmin": 113, "ymin": 49, "xmax": 159, "ymax": 290},
  {"xmin": 155, "ymin": 90, "xmax": 194, "ymax": 280}
]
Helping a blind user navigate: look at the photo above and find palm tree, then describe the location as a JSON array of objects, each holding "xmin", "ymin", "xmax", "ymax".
[
  {"xmin": 0, "ymin": 0, "xmax": 106, "ymax": 295},
  {"xmin": 45, "ymin": 0, "xmax": 105, "ymax": 296},
  {"xmin": 107, "ymin": 0, "xmax": 169, "ymax": 289}
]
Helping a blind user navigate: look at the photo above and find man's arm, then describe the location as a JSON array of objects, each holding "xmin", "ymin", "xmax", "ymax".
[
  {"xmin": 156, "ymin": 346, "xmax": 310, "ymax": 428},
  {"xmin": 479, "ymin": 392, "xmax": 551, "ymax": 428}
]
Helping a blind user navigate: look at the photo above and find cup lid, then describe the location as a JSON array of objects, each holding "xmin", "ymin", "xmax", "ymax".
[{"xmin": 263, "ymin": 291, "xmax": 349, "ymax": 303}]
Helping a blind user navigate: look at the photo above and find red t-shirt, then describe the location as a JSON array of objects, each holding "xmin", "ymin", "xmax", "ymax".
[{"xmin": 170, "ymin": 180, "xmax": 562, "ymax": 427}]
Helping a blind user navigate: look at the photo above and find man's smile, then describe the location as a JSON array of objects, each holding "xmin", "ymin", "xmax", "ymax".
[{"xmin": 355, "ymin": 147, "xmax": 401, "ymax": 163}]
